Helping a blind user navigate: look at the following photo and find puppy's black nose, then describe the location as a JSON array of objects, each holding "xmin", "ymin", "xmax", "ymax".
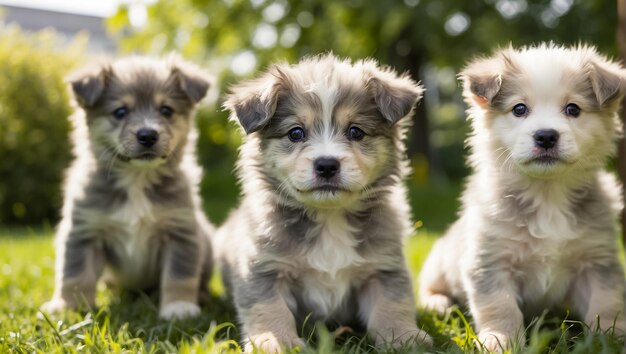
[
  {"xmin": 533, "ymin": 129, "xmax": 559, "ymax": 149},
  {"xmin": 314, "ymin": 158, "xmax": 340, "ymax": 179},
  {"xmin": 137, "ymin": 128, "xmax": 159, "ymax": 147}
]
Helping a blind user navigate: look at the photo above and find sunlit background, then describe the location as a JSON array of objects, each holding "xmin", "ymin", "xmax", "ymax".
[{"xmin": 0, "ymin": 0, "xmax": 618, "ymax": 233}]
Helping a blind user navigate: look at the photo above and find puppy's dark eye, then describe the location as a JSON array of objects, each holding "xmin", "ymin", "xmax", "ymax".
[
  {"xmin": 565, "ymin": 103, "xmax": 581, "ymax": 118},
  {"xmin": 287, "ymin": 127, "xmax": 306, "ymax": 142},
  {"xmin": 512, "ymin": 103, "xmax": 528, "ymax": 117},
  {"xmin": 160, "ymin": 105, "xmax": 174, "ymax": 118},
  {"xmin": 347, "ymin": 126, "xmax": 365, "ymax": 141},
  {"xmin": 112, "ymin": 107, "xmax": 128, "ymax": 119}
]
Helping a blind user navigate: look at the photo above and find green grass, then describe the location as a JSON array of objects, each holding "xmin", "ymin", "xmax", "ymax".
[
  {"xmin": 0, "ymin": 229, "xmax": 623, "ymax": 353},
  {"xmin": 0, "ymin": 180, "xmax": 623, "ymax": 353}
]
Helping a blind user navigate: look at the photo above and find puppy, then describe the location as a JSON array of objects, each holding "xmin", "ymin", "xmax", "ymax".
[
  {"xmin": 216, "ymin": 54, "xmax": 432, "ymax": 352},
  {"xmin": 419, "ymin": 44, "xmax": 626, "ymax": 351},
  {"xmin": 42, "ymin": 56, "xmax": 213, "ymax": 320}
]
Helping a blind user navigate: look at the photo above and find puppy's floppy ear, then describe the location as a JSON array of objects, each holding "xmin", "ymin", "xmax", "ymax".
[
  {"xmin": 169, "ymin": 55, "xmax": 211, "ymax": 103},
  {"xmin": 66, "ymin": 62, "xmax": 111, "ymax": 108},
  {"xmin": 368, "ymin": 69, "xmax": 424, "ymax": 125},
  {"xmin": 460, "ymin": 58, "xmax": 503, "ymax": 107},
  {"xmin": 224, "ymin": 74, "xmax": 281, "ymax": 135},
  {"xmin": 589, "ymin": 57, "xmax": 626, "ymax": 107}
]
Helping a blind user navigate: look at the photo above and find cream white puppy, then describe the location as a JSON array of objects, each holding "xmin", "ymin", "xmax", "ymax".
[{"xmin": 419, "ymin": 44, "xmax": 626, "ymax": 352}]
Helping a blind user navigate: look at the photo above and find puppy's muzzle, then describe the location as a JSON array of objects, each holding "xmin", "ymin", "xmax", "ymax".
[
  {"xmin": 533, "ymin": 129, "xmax": 559, "ymax": 150},
  {"xmin": 314, "ymin": 157, "xmax": 340, "ymax": 180},
  {"xmin": 137, "ymin": 128, "xmax": 159, "ymax": 148}
]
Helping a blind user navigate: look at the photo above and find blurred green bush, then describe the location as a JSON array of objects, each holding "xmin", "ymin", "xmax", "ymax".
[{"xmin": 0, "ymin": 26, "xmax": 84, "ymax": 225}]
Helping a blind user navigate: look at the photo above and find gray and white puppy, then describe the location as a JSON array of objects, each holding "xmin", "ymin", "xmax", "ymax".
[
  {"xmin": 419, "ymin": 44, "xmax": 626, "ymax": 352},
  {"xmin": 217, "ymin": 54, "xmax": 432, "ymax": 352},
  {"xmin": 42, "ymin": 56, "xmax": 213, "ymax": 320}
]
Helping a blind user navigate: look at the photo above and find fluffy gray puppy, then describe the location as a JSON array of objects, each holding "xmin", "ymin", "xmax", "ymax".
[
  {"xmin": 42, "ymin": 55, "xmax": 213, "ymax": 320},
  {"xmin": 419, "ymin": 44, "xmax": 626, "ymax": 352},
  {"xmin": 216, "ymin": 54, "xmax": 432, "ymax": 353}
]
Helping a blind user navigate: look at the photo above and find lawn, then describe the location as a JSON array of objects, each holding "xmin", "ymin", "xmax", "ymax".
[{"xmin": 0, "ymin": 183, "xmax": 624, "ymax": 353}]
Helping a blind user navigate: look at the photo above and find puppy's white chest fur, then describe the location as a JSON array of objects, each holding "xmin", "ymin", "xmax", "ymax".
[
  {"xmin": 517, "ymin": 184, "xmax": 576, "ymax": 240},
  {"xmin": 298, "ymin": 212, "xmax": 365, "ymax": 317},
  {"xmin": 500, "ymin": 217, "xmax": 583, "ymax": 309},
  {"xmin": 306, "ymin": 212, "xmax": 363, "ymax": 275},
  {"xmin": 108, "ymin": 167, "xmax": 163, "ymax": 284},
  {"xmin": 113, "ymin": 169, "xmax": 158, "ymax": 234},
  {"xmin": 513, "ymin": 236, "xmax": 572, "ymax": 304}
]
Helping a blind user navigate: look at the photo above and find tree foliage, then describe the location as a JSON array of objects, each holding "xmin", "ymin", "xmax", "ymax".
[
  {"xmin": 108, "ymin": 0, "xmax": 616, "ymax": 183},
  {"xmin": 109, "ymin": 0, "xmax": 616, "ymax": 70}
]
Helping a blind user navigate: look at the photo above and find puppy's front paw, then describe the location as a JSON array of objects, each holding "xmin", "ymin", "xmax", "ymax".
[
  {"xmin": 159, "ymin": 301, "xmax": 201, "ymax": 320},
  {"xmin": 420, "ymin": 293, "xmax": 453, "ymax": 314},
  {"xmin": 477, "ymin": 331, "xmax": 509, "ymax": 353},
  {"xmin": 376, "ymin": 327, "xmax": 433, "ymax": 349},
  {"xmin": 41, "ymin": 298, "xmax": 73, "ymax": 314},
  {"xmin": 244, "ymin": 333, "xmax": 304, "ymax": 354}
]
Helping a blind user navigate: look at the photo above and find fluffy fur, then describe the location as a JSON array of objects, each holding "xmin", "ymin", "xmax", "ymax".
[
  {"xmin": 419, "ymin": 43, "xmax": 626, "ymax": 352},
  {"xmin": 41, "ymin": 55, "xmax": 214, "ymax": 320},
  {"xmin": 216, "ymin": 54, "xmax": 432, "ymax": 352}
]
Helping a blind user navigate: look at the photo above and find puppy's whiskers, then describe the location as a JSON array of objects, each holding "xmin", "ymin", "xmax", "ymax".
[
  {"xmin": 493, "ymin": 147, "xmax": 509, "ymax": 162},
  {"xmin": 501, "ymin": 151, "xmax": 515, "ymax": 172},
  {"xmin": 96, "ymin": 145, "xmax": 116, "ymax": 163},
  {"xmin": 95, "ymin": 145, "xmax": 120, "ymax": 179},
  {"xmin": 493, "ymin": 147, "xmax": 514, "ymax": 170},
  {"xmin": 356, "ymin": 182, "xmax": 383, "ymax": 213},
  {"xmin": 275, "ymin": 178, "xmax": 294, "ymax": 207}
]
